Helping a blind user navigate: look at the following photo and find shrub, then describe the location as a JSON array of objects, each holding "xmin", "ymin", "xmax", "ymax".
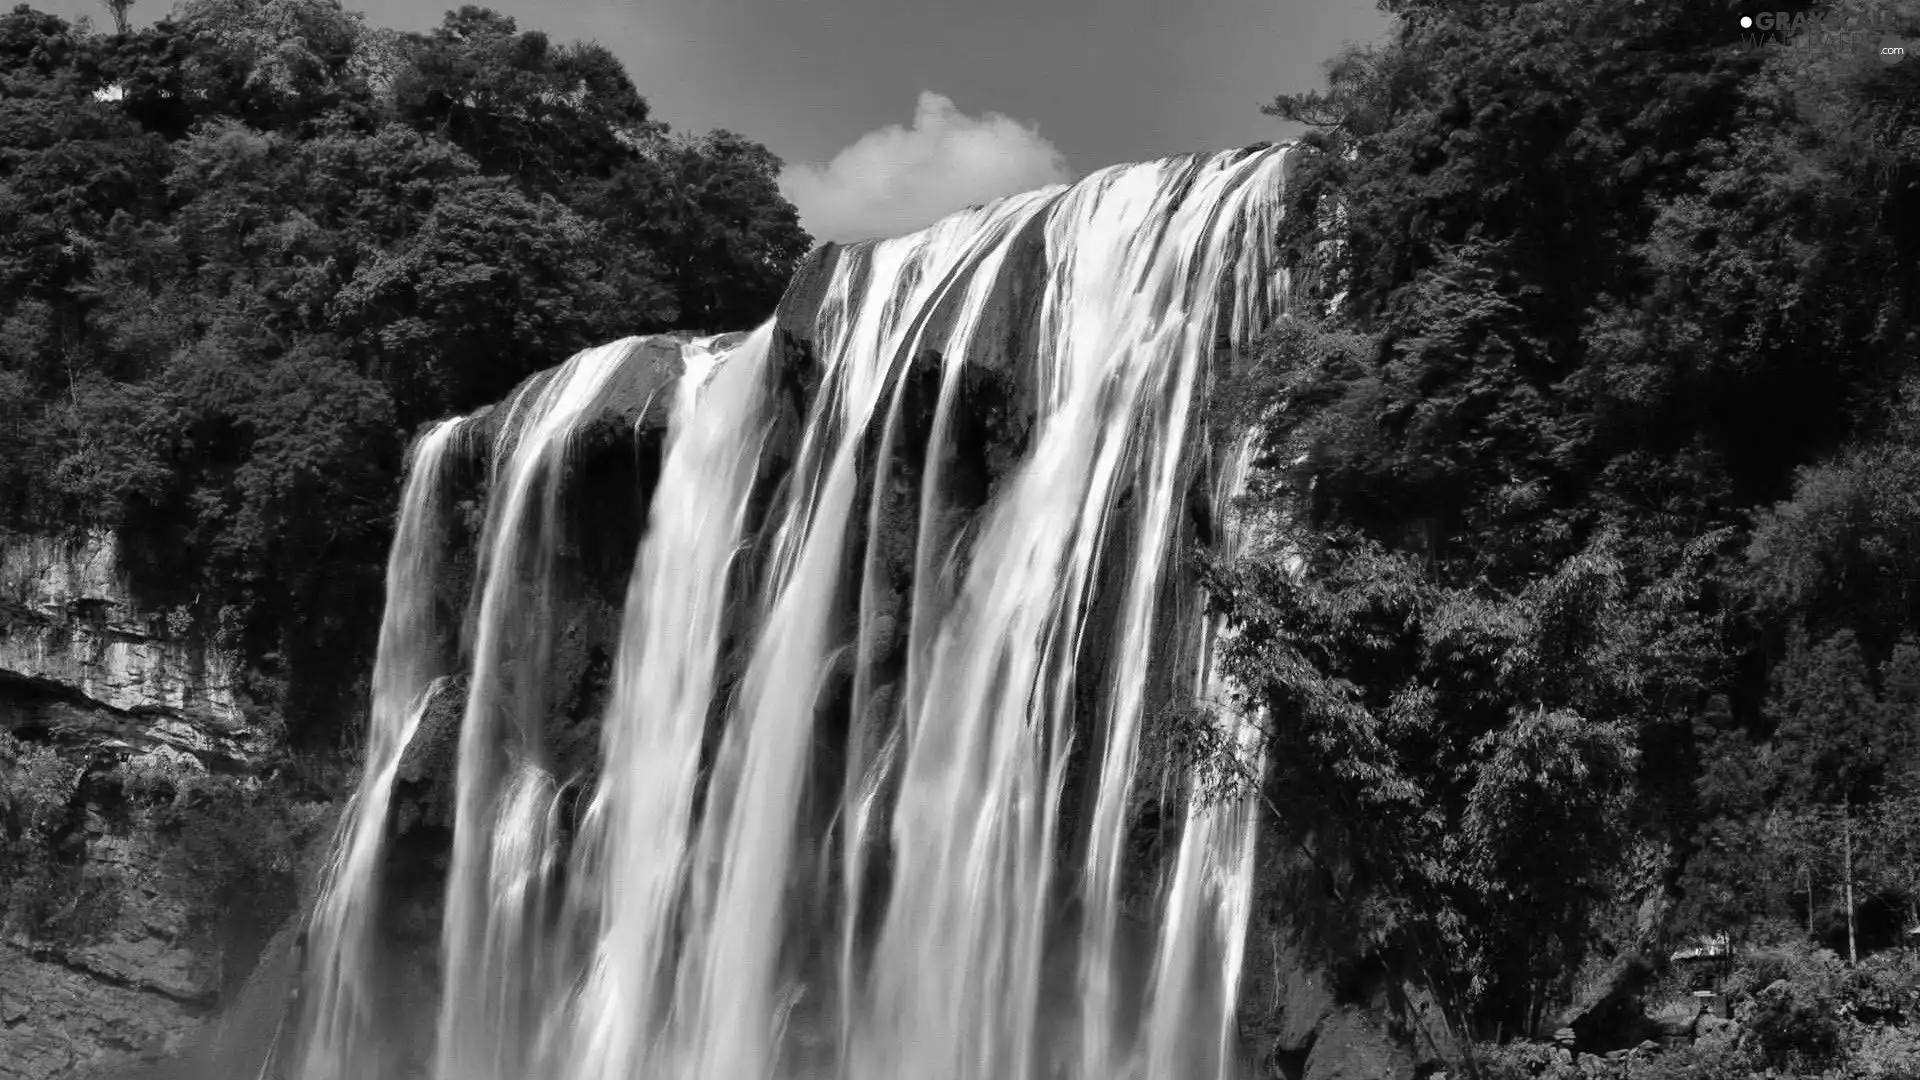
[
  {"xmin": 0, "ymin": 734, "xmax": 79, "ymax": 830},
  {"xmin": 1724, "ymin": 942, "xmax": 1846, "ymax": 1002},
  {"xmin": 0, "ymin": 733, "xmax": 99, "ymax": 940},
  {"xmin": 1474, "ymin": 1040, "xmax": 1579, "ymax": 1080},
  {"xmin": 1839, "ymin": 951, "xmax": 1920, "ymax": 1027},
  {"xmin": 1845, "ymin": 1023, "xmax": 1920, "ymax": 1079},
  {"xmin": 1745, "ymin": 975, "xmax": 1844, "ymax": 1071},
  {"xmin": 1620, "ymin": 1040, "xmax": 1758, "ymax": 1080},
  {"xmin": 106, "ymin": 755, "xmax": 330, "ymax": 968}
]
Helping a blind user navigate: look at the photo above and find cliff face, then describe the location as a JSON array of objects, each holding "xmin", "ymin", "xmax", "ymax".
[
  {"xmin": 0, "ymin": 529, "xmax": 310, "ymax": 1080},
  {"xmin": 0, "ymin": 529, "xmax": 249, "ymax": 744}
]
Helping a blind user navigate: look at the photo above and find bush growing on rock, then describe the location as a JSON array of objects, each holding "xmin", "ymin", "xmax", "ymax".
[
  {"xmin": 0, "ymin": 733, "xmax": 89, "ymax": 937},
  {"xmin": 1840, "ymin": 952, "xmax": 1920, "ymax": 1027},
  {"xmin": 113, "ymin": 758, "xmax": 329, "ymax": 897},
  {"xmin": 0, "ymin": 733, "xmax": 80, "ymax": 847},
  {"xmin": 1618, "ymin": 1042, "xmax": 1759, "ymax": 1080},
  {"xmin": 1745, "ymin": 976, "xmax": 1845, "ymax": 1072},
  {"xmin": 1466, "ymin": 934, "xmax": 1920, "ymax": 1080},
  {"xmin": 1475, "ymin": 1038, "xmax": 1578, "ymax": 1079},
  {"xmin": 1845, "ymin": 1023, "xmax": 1920, "ymax": 1079}
]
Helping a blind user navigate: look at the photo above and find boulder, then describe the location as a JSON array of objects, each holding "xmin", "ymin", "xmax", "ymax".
[
  {"xmin": 1302, "ymin": 1007, "xmax": 1415, "ymax": 1080},
  {"xmin": 1694, "ymin": 1013, "xmax": 1739, "ymax": 1051},
  {"xmin": 1557, "ymin": 954, "xmax": 1657, "ymax": 1053},
  {"xmin": 1256, "ymin": 936, "xmax": 1338, "ymax": 1055},
  {"xmin": 1648, "ymin": 997, "xmax": 1702, "ymax": 1039}
]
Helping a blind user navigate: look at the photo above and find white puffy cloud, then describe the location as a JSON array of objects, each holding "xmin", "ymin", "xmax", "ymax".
[{"xmin": 780, "ymin": 91, "xmax": 1072, "ymax": 244}]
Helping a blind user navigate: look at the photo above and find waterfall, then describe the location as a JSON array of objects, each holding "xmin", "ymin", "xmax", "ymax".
[
  {"xmin": 1141, "ymin": 432, "xmax": 1267, "ymax": 1080},
  {"xmin": 564, "ymin": 324, "xmax": 777, "ymax": 1080},
  {"xmin": 299, "ymin": 143, "xmax": 1294, "ymax": 1080},
  {"xmin": 297, "ymin": 417, "xmax": 465, "ymax": 1080},
  {"xmin": 436, "ymin": 338, "xmax": 650, "ymax": 1080}
]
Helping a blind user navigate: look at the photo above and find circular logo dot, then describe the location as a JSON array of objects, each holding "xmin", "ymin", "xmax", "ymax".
[
  {"xmin": 1740, "ymin": 15, "xmax": 1753, "ymax": 28},
  {"xmin": 1880, "ymin": 34, "xmax": 1909, "ymax": 66}
]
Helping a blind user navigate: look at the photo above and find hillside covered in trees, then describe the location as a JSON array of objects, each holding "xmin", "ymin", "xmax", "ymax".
[
  {"xmin": 0, "ymin": 0, "xmax": 810, "ymax": 752},
  {"xmin": 1208, "ymin": 0, "xmax": 1920, "ymax": 1073}
]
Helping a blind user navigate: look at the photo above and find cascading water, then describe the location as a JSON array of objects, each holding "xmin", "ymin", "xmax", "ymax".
[
  {"xmin": 297, "ymin": 143, "xmax": 1294, "ymax": 1080},
  {"xmin": 565, "ymin": 323, "xmax": 778, "ymax": 1080},
  {"xmin": 438, "ymin": 338, "xmax": 659, "ymax": 1080},
  {"xmin": 1141, "ymin": 432, "xmax": 1268, "ymax": 1080},
  {"xmin": 296, "ymin": 417, "xmax": 465, "ymax": 1080}
]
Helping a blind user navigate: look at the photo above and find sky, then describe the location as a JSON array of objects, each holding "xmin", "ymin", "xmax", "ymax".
[{"xmin": 38, "ymin": 0, "xmax": 1392, "ymax": 242}]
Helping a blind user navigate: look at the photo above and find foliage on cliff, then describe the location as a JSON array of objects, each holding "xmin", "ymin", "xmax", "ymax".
[
  {"xmin": 1478, "ymin": 940, "xmax": 1920, "ymax": 1078},
  {"xmin": 0, "ymin": 0, "xmax": 811, "ymax": 746},
  {"xmin": 1218, "ymin": 0, "xmax": 1920, "ymax": 1044},
  {"xmin": 0, "ymin": 732, "xmax": 92, "ymax": 939},
  {"xmin": 0, "ymin": 728, "xmax": 329, "ymax": 997}
]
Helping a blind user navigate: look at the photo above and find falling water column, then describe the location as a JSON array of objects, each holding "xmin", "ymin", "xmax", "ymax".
[
  {"xmin": 562, "ymin": 326, "xmax": 777, "ymax": 1080},
  {"xmin": 297, "ymin": 417, "xmax": 466, "ymax": 1080},
  {"xmin": 434, "ymin": 340, "xmax": 644, "ymax": 1080}
]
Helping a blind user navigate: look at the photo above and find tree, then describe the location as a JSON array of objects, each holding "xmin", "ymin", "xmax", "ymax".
[
  {"xmin": 576, "ymin": 130, "xmax": 812, "ymax": 332},
  {"xmin": 1769, "ymin": 631, "xmax": 1907, "ymax": 807},
  {"xmin": 0, "ymin": 1, "xmax": 812, "ymax": 751},
  {"xmin": 1201, "ymin": 522, "xmax": 1714, "ymax": 1034},
  {"xmin": 1237, "ymin": 0, "xmax": 1920, "ymax": 1034},
  {"xmin": 171, "ymin": 0, "xmax": 374, "ymax": 132},
  {"xmin": 99, "ymin": 0, "xmax": 132, "ymax": 35},
  {"xmin": 391, "ymin": 6, "xmax": 653, "ymax": 188},
  {"xmin": 330, "ymin": 175, "xmax": 658, "ymax": 422}
]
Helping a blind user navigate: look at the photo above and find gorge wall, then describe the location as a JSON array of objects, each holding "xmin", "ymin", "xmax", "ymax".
[{"xmin": 0, "ymin": 528, "xmax": 318, "ymax": 1080}]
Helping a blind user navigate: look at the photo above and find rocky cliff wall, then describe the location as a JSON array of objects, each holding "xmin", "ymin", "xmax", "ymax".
[
  {"xmin": 0, "ymin": 528, "xmax": 313, "ymax": 1080},
  {"xmin": 0, "ymin": 531, "xmax": 246, "ymax": 735}
]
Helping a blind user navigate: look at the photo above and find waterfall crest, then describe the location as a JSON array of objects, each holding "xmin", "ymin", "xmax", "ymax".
[{"xmin": 298, "ymin": 143, "xmax": 1294, "ymax": 1080}]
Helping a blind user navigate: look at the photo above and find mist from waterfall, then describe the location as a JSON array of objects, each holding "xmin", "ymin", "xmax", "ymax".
[{"xmin": 296, "ymin": 143, "xmax": 1294, "ymax": 1080}]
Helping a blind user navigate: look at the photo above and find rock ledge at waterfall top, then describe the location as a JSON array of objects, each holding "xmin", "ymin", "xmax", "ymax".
[{"xmin": 451, "ymin": 231, "xmax": 1047, "ymax": 484}]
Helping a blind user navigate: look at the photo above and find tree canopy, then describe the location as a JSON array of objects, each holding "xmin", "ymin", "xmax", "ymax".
[
  {"xmin": 1212, "ymin": 0, "xmax": 1920, "ymax": 1042},
  {"xmin": 0, "ymin": 0, "xmax": 812, "ymax": 745}
]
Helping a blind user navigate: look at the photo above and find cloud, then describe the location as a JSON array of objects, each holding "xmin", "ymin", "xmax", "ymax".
[{"xmin": 780, "ymin": 91, "xmax": 1072, "ymax": 245}]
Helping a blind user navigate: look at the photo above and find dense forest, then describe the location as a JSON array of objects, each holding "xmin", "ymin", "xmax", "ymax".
[
  {"xmin": 0, "ymin": 0, "xmax": 810, "ymax": 752},
  {"xmin": 1206, "ymin": 0, "xmax": 1920, "ymax": 1072}
]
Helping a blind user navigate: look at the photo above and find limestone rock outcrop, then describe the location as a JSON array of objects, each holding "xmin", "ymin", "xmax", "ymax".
[
  {"xmin": 0, "ymin": 530, "xmax": 247, "ymax": 736},
  {"xmin": 0, "ymin": 528, "xmax": 291, "ymax": 1080}
]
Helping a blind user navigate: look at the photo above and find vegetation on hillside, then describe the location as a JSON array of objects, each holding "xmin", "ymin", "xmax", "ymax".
[
  {"xmin": 1210, "ymin": 0, "xmax": 1920, "ymax": 1056},
  {"xmin": 0, "ymin": 0, "xmax": 811, "ymax": 748}
]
